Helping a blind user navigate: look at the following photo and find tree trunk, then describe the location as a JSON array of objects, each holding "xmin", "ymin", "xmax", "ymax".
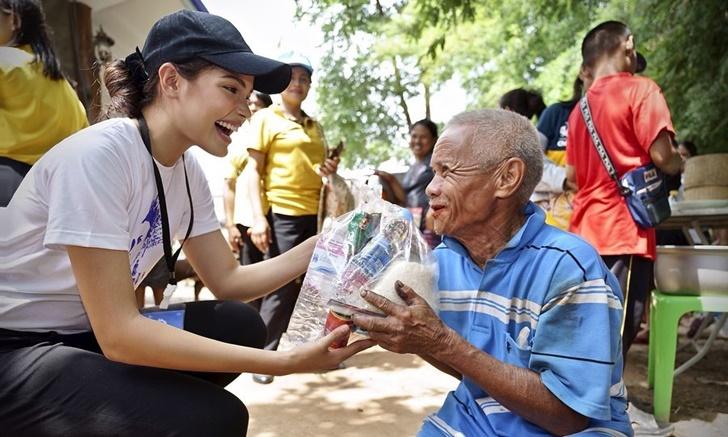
[
  {"xmin": 391, "ymin": 56, "xmax": 412, "ymax": 129},
  {"xmin": 424, "ymin": 83, "xmax": 431, "ymax": 120}
]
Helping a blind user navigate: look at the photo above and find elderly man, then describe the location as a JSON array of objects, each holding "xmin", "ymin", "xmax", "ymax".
[{"xmin": 353, "ymin": 109, "xmax": 632, "ymax": 437}]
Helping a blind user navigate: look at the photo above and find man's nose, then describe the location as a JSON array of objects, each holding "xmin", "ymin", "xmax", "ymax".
[{"xmin": 426, "ymin": 176, "xmax": 441, "ymax": 198}]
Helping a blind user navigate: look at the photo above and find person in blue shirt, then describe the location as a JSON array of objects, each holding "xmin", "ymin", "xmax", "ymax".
[{"xmin": 353, "ymin": 109, "xmax": 631, "ymax": 436}]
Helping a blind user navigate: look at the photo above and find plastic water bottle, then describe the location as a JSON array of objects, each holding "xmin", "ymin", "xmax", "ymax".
[{"xmin": 337, "ymin": 216, "xmax": 410, "ymax": 299}]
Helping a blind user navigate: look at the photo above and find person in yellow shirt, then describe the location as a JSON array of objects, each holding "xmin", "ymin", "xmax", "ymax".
[
  {"xmin": 223, "ymin": 91, "xmax": 273, "ymax": 263},
  {"xmin": 244, "ymin": 52, "xmax": 339, "ymax": 384},
  {"xmin": 0, "ymin": 0, "xmax": 88, "ymax": 206}
]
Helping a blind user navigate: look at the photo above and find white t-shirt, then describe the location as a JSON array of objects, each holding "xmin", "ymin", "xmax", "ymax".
[{"xmin": 0, "ymin": 118, "xmax": 220, "ymax": 333}]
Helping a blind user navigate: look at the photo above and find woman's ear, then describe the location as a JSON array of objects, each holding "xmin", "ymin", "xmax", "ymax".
[
  {"xmin": 494, "ymin": 158, "xmax": 526, "ymax": 199},
  {"xmin": 157, "ymin": 62, "xmax": 182, "ymax": 99}
]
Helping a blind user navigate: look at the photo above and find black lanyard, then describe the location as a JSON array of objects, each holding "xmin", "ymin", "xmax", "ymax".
[{"xmin": 137, "ymin": 116, "xmax": 194, "ymax": 289}]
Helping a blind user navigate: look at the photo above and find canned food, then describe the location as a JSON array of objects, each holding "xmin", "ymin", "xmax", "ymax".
[{"xmin": 323, "ymin": 309, "xmax": 354, "ymax": 349}]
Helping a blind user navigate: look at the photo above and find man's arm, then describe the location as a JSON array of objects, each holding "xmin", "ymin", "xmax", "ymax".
[
  {"xmin": 434, "ymin": 327, "xmax": 588, "ymax": 435},
  {"xmin": 223, "ymin": 178, "xmax": 240, "ymax": 252},
  {"xmin": 649, "ymin": 130, "xmax": 682, "ymax": 175},
  {"xmin": 244, "ymin": 150, "xmax": 271, "ymax": 254},
  {"xmin": 418, "ymin": 353, "xmax": 461, "ymax": 380},
  {"xmin": 353, "ymin": 283, "xmax": 588, "ymax": 436}
]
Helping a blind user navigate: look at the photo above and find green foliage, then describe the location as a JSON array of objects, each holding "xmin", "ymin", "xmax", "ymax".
[
  {"xmin": 315, "ymin": 48, "xmax": 410, "ymax": 167},
  {"xmin": 629, "ymin": 0, "xmax": 728, "ymax": 154},
  {"xmin": 299, "ymin": 0, "xmax": 728, "ymax": 165}
]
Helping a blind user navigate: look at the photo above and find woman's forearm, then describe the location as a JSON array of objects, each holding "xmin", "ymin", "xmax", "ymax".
[
  {"xmin": 68, "ymin": 245, "xmax": 296, "ymax": 375},
  {"xmin": 220, "ymin": 236, "xmax": 317, "ymax": 301},
  {"xmin": 108, "ymin": 314, "xmax": 294, "ymax": 375}
]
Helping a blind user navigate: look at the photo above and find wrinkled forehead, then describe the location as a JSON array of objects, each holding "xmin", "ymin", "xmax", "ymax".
[{"xmin": 432, "ymin": 124, "xmax": 480, "ymax": 164}]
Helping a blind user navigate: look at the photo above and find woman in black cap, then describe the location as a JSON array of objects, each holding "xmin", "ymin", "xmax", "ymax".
[{"xmin": 0, "ymin": 10, "xmax": 372, "ymax": 436}]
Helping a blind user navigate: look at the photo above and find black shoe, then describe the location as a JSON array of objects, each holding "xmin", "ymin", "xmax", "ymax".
[{"xmin": 253, "ymin": 374, "xmax": 274, "ymax": 384}]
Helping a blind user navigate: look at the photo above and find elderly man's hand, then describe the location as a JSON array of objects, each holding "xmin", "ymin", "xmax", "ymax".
[{"xmin": 351, "ymin": 280, "xmax": 451, "ymax": 355}]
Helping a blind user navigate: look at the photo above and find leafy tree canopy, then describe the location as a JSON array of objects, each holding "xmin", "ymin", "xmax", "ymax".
[{"xmin": 297, "ymin": 0, "xmax": 728, "ymax": 166}]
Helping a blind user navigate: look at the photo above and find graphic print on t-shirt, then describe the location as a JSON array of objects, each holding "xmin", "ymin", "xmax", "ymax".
[{"xmin": 129, "ymin": 198, "xmax": 163, "ymax": 285}]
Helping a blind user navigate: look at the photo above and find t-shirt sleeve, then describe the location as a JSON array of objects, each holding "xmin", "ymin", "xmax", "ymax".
[
  {"xmin": 176, "ymin": 152, "xmax": 221, "ymax": 240},
  {"xmin": 43, "ymin": 139, "xmax": 132, "ymax": 251},
  {"xmin": 245, "ymin": 110, "xmax": 273, "ymax": 154},
  {"xmin": 529, "ymin": 251, "xmax": 624, "ymax": 421},
  {"xmin": 225, "ymin": 150, "xmax": 247, "ymax": 180},
  {"xmin": 633, "ymin": 82, "xmax": 675, "ymax": 153},
  {"xmin": 537, "ymin": 157, "xmax": 566, "ymax": 193}
]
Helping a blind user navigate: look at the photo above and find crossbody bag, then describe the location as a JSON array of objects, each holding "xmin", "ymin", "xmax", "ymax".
[{"xmin": 579, "ymin": 96, "xmax": 671, "ymax": 228}]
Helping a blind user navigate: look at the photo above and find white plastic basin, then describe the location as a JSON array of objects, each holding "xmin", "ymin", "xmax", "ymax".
[{"xmin": 655, "ymin": 246, "xmax": 728, "ymax": 295}]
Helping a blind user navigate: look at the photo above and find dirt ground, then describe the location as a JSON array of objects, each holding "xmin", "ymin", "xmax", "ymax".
[
  {"xmin": 625, "ymin": 337, "xmax": 728, "ymax": 423},
  {"xmin": 224, "ymin": 338, "xmax": 728, "ymax": 437},
  {"xmin": 227, "ymin": 347, "xmax": 454, "ymax": 437}
]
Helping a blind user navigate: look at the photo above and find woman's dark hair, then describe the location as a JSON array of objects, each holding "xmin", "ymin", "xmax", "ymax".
[
  {"xmin": 1, "ymin": 0, "xmax": 62, "ymax": 80},
  {"xmin": 253, "ymin": 91, "xmax": 273, "ymax": 108},
  {"xmin": 100, "ymin": 58, "xmax": 214, "ymax": 121},
  {"xmin": 499, "ymin": 88, "xmax": 546, "ymax": 120},
  {"xmin": 411, "ymin": 118, "xmax": 438, "ymax": 139}
]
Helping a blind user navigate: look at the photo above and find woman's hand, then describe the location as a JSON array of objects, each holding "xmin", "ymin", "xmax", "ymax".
[
  {"xmin": 225, "ymin": 224, "xmax": 241, "ymax": 254},
  {"xmin": 286, "ymin": 325, "xmax": 375, "ymax": 373},
  {"xmin": 250, "ymin": 216, "xmax": 272, "ymax": 254},
  {"xmin": 318, "ymin": 157, "xmax": 340, "ymax": 177}
]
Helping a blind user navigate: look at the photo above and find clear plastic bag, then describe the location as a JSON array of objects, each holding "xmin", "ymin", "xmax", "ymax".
[{"xmin": 283, "ymin": 183, "xmax": 439, "ymax": 348}]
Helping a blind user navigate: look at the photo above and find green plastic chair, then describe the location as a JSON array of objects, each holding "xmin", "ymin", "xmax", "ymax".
[{"xmin": 647, "ymin": 290, "xmax": 728, "ymax": 424}]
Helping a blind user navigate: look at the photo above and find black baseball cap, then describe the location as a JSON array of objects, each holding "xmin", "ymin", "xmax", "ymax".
[{"xmin": 140, "ymin": 10, "xmax": 291, "ymax": 94}]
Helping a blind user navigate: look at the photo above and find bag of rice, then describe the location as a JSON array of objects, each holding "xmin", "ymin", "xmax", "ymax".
[{"xmin": 283, "ymin": 185, "xmax": 439, "ymax": 349}]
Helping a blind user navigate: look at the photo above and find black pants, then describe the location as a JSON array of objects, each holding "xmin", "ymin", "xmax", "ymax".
[
  {"xmin": 602, "ymin": 255, "xmax": 654, "ymax": 359},
  {"xmin": 237, "ymin": 224, "xmax": 265, "ymax": 266},
  {"xmin": 250, "ymin": 212, "xmax": 317, "ymax": 351},
  {"xmin": 0, "ymin": 157, "xmax": 32, "ymax": 207},
  {"xmin": 0, "ymin": 300, "xmax": 266, "ymax": 436}
]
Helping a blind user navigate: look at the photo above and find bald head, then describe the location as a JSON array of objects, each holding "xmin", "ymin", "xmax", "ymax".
[{"xmin": 445, "ymin": 109, "xmax": 543, "ymax": 204}]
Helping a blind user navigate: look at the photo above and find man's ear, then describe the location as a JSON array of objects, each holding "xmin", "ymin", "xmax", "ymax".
[
  {"xmin": 494, "ymin": 158, "xmax": 525, "ymax": 199},
  {"xmin": 157, "ymin": 62, "xmax": 182, "ymax": 99},
  {"xmin": 625, "ymin": 34, "xmax": 635, "ymax": 51}
]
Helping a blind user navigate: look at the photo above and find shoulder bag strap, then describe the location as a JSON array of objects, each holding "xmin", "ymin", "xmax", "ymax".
[{"xmin": 579, "ymin": 96, "xmax": 631, "ymax": 197}]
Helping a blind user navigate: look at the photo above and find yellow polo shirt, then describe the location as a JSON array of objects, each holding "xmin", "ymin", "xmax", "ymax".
[
  {"xmin": 245, "ymin": 105, "xmax": 325, "ymax": 216},
  {"xmin": 0, "ymin": 45, "xmax": 88, "ymax": 165}
]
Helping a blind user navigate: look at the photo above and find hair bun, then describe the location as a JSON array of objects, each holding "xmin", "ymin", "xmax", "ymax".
[{"xmin": 124, "ymin": 47, "xmax": 149, "ymax": 85}]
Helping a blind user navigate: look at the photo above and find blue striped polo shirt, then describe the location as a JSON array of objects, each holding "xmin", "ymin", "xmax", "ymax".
[{"xmin": 419, "ymin": 203, "xmax": 632, "ymax": 437}]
